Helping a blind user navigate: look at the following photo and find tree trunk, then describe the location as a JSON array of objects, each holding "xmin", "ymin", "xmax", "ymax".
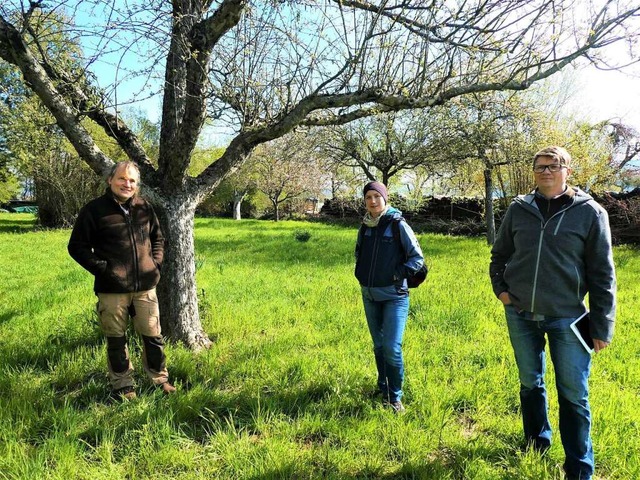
[
  {"xmin": 232, "ymin": 190, "xmax": 246, "ymax": 220},
  {"xmin": 153, "ymin": 194, "xmax": 212, "ymax": 351},
  {"xmin": 232, "ymin": 198, "xmax": 242, "ymax": 220},
  {"xmin": 484, "ymin": 167, "xmax": 496, "ymax": 245}
]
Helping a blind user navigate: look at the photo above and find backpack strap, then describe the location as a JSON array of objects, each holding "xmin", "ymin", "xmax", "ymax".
[
  {"xmin": 391, "ymin": 217, "xmax": 407, "ymax": 259},
  {"xmin": 355, "ymin": 223, "xmax": 367, "ymax": 261}
]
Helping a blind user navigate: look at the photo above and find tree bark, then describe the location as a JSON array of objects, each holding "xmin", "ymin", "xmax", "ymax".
[
  {"xmin": 152, "ymin": 193, "xmax": 212, "ymax": 351},
  {"xmin": 232, "ymin": 189, "xmax": 246, "ymax": 220}
]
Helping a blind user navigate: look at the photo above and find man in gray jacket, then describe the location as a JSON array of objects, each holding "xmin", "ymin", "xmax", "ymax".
[{"xmin": 490, "ymin": 146, "xmax": 616, "ymax": 480}]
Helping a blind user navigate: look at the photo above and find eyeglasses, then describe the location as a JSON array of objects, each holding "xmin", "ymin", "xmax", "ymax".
[{"xmin": 533, "ymin": 164, "xmax": 566, "ymax": 173}]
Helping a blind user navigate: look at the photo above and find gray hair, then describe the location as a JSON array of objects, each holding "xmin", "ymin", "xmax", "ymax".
[
  {"xmin": 107, "ymin": 161, "xmax": 141, "ymax": 182},
  {"xmin": 532, "ymin": 146, "xmax": 572, "ymax": 167}
]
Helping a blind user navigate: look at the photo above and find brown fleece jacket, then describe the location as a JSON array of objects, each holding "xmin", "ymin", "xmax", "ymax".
[{"xmin": 68, "ymin": 190, "xmax": 164, "ymax": 293}]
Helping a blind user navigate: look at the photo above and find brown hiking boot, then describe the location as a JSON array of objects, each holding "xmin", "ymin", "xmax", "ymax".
[
  {"xmin": 159, "ymin": 382, "xmax": 176, "ymax": 395},
  {"xmin": 114, "ymin": 386, "xmax": 137, "ymax": 401}
]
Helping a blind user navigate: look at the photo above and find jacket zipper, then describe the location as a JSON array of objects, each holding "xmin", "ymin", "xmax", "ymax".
[
  {"xmin": 529, "ymin": 206, "xmax": 570, "ymax": 312},
  {"xmin": 124, "ymin": 209, "xmax": 140, "ymax": 292},
  {"xmin": 530, "ymin": 223, "xmax": 545, "ymax": 310},
  {"xmin": 367, "ymin": 226, "xmax": 380, "ymax": 287}
]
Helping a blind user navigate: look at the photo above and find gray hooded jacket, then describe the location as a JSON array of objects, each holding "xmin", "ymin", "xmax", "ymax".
[{"xmin": 490, "ymin": 187, "xmax": 616, "ymax": 342}]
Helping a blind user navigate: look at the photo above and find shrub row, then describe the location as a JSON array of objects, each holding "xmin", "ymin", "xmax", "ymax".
[{"xmin": 321, "ymin": 189, "xmax": 640, "ymax": 245}]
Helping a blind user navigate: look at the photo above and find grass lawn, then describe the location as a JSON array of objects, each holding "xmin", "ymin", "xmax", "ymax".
[{"xmin": 0, "ymin": 213, "xmax": 638, "ymax": 479}]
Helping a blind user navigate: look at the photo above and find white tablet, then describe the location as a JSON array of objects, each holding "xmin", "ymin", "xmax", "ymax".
[{"xmin": 570, "ymin": 311, "xmax": 594, "ymax": 354}]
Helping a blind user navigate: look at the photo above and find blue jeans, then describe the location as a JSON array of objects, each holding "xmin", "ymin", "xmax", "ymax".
[
  {"xmin": 505, "ymin": 305, "xmax": 593, "ymax": 480},
  {"xmin": 362, "ymin": 291, "xmax": 409, "ymax": 403}
]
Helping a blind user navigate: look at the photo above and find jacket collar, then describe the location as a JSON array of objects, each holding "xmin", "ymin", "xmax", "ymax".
[{"xmin": 104, "ymin": 188, "xmax": 136, "ymax": 208}]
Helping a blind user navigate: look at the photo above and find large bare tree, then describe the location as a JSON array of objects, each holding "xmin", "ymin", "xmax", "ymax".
[
  {"xmin": 427, "ymin": 92, "xmax": 540, "ymax": 244},
  {"xmin": 322, "ymin": 112, "xmax": 438, "ymax": 186},
  {"xmin": 250, "ymin": 133, "xmax": 325, "ymax": 221},
  {"xmin": 1, "ymin": 0, "xmax": 639, "ymax": 349}
]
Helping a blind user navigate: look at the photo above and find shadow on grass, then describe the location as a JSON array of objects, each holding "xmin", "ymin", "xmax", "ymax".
[
  {"xmin": 193, "ymin": 219, "xmax": 463, "ymax": 271},
  {"xmin": 0, "ymin": 310, "xmax": 19, "ymax": 325},
  {"xmin": 10, "ymin": 346, "xmax": 523, "ymax": 480},
  {"xmin": 0, "ymin": 324, "xmax": 104, "ymax": 372},
  {"xmin": 194, "ymin": 230, "xmax": 353, "ymax": 269},
  {"xmin": 0, "ymin": 263, "xmax": 107, "ymax": 371},
  {"xmin": 243, "ymin": 444, "xmax": 518, "ymax": 480},
  {"xmin": 0, "ymin": 215, "xmax": 37, "ymax": 233}
]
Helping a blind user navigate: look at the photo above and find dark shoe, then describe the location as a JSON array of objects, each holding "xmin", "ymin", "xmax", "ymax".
[
  {"xmin": 563, "ymin": 466, "xmax": 592, "ymax": 480},
  {"xmin": 369, "ymin": 387, "xmax": 384, "ymax": 399},
  {"xmin": 383, "ymin": 400, "xmax": 406, "ymax": 414},
  {"xmin": 158, "ymin": 382, "xmax": 176, "ymax": 395},
  {"xmin": 534, "ymin": 443, "xmax": 551, "ymax": 456},
  {"xmin": 114, "ymin": 386, "xmax": 137, "ymax": 401}
]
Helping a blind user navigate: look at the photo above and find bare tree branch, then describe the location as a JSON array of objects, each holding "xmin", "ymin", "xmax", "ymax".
[{"xmin": 0, "ymin": 13, "xmax": 113, "ymax": 177}]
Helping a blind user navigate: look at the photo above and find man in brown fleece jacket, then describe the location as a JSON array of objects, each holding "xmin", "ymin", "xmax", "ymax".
[{"xmin": 68, "ymin": 161, "xmax": 175, "ymax": 400}]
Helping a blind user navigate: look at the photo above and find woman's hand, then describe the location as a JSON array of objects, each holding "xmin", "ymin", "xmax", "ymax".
[{"xmin": 498, "ymin": 291, "xmax": 512, "ymax": 305}]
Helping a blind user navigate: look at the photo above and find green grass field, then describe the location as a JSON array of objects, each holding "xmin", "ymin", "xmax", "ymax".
[{"xmin": 0, "ymin": 213, "xmax": 638, "ymax": 479}]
